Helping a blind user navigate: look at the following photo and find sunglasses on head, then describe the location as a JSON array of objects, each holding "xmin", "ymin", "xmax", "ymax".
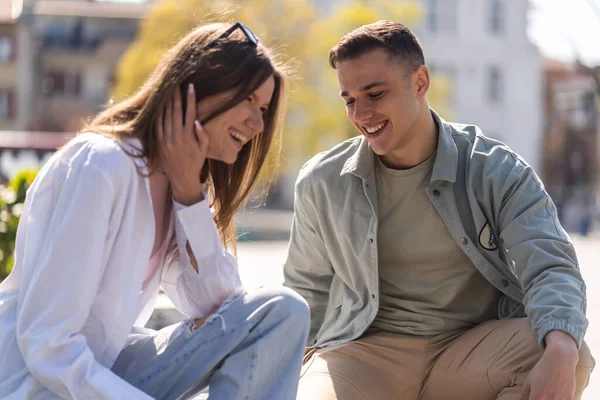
[{"xmin": 206, "ymin": 22, "xmax": 260, "ymax": 49}]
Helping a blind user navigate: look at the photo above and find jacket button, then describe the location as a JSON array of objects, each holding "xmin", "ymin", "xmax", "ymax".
[
  {"xmin": 460, "ymin": 237, "xmax": 469, "ymax": 245},
  {"xmin": 369, "ymin": 238, "xmax": 374, "ymax": 244},
  {"xmin": 371, "ymin": 294, "xmax": 376, "ymax": 300},
  {"xmin": 433, "ymin": 189, "xmax": 441, "ymax": 197},
  {"xmin": 500, "ymin": 279, "xmax": 509, "ymax": 288}
]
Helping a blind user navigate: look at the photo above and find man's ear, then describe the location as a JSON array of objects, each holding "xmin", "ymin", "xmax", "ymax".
[{"xmin": 414, "ymin": 65, "xmax": 430, "ymax": 98}]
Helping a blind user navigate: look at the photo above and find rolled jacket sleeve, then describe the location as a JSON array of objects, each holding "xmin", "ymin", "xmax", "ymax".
[
  {"xmin": 498, "ymin": 165, "xmax": 588, "ymax": 349},
  {"xmin": 16, "ymin": 161, "xmax": 153, "ymax": 399},
  {"xmin": 161, "ymin": 199, "xmax": 243, "ymax": 319}
]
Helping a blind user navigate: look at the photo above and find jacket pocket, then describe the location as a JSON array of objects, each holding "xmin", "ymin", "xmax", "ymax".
[{"xmin": 498, "ymin": 294, "xmax": 526, "ymax": 319}]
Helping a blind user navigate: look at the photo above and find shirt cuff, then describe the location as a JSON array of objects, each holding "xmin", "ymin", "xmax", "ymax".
[{"xmin": 173, "ymin": 198, "xmax": 221, "ymax": 259}]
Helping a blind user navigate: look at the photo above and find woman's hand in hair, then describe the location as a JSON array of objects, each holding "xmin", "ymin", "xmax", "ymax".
[{"xmin": 157, "ymin": 83, "xmax": 210, "ymax": 206}]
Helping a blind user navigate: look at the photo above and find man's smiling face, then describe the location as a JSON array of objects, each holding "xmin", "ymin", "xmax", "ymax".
[{"xmin": 337, "ymin": 48, "xmax": 428, "ymax": 165}]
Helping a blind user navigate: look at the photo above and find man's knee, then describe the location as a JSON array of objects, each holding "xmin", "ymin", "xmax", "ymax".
[
  {"xmin": 490, "ymin": 318, "xmax": 542, "ymax": 373},
  {"xmin": 578, "ymin": 340, "xmax": 595, "ymax": 368},
  {"xmin": 492, "ymin": 320, "xmax": 595, "ymax": 398}
]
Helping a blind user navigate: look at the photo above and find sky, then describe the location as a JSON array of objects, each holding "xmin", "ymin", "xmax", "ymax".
[{"xmin": 528, "ymin": 0, "xmax": 600, "ymax": 65}]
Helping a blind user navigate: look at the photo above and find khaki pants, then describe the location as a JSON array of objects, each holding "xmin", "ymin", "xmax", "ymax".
[{"xmin": 298, "ymin": 319, "xmax": 595, "ymax": 400}]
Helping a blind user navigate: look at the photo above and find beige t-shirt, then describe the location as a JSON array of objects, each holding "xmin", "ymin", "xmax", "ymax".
[{"xmin": 370, "ymin": 153, "xmax": 502, "ymax": 335}]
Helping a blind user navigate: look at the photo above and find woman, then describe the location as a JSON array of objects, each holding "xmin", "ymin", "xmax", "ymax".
[{"xmin": 0, "ymin": 22, "xmax": 310, "ymax": 400}]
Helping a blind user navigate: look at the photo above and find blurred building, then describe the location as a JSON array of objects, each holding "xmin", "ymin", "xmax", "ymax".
[
  {"xmin": 0, "ymin": 0, "xmax": 23, "ymax": 131},
  {"xmin": 0, "ymin": 0, "xmax": 151, "ymax": 132},
  {"xmin": 542, "ymin": 58, "xmax": 599, "ymax": 233},
  {"xmin": 418, "ymin": 0, "xmax": 542, "ymax": 170},
  {"xmin": 317, "ymin": 0, "xmax": 543, "ymax": 170},
  {"xmin": 0, "ymin": 0, "xmax": 151, "ymax": 181}
]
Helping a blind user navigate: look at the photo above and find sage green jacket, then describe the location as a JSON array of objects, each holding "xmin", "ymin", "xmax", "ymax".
[{"xmin": 283, "ymin": 110, "xmax": 587, "ymax": 350}]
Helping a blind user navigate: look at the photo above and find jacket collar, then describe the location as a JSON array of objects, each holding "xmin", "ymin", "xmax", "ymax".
[
  {"xmin": 340, "ymin": 135, "xmax": 375, "ymax": 180},
  {"xmin": 340, "ymin": 108, "xmax": 458, "ymax": 183},
  {"xmin": 430, "ymin": 109, "xmax": 458, "ymax": 183}
]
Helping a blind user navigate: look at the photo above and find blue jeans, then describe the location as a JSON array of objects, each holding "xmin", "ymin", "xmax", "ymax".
[{"xmin": 111, "ymin": 286, "xmax": 310, "ymax": 400}]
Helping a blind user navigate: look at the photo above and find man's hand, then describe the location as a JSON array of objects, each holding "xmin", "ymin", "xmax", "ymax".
[
  {"xmin": 521, "ymin": 331, "xmax": 579, "ymax": 400},
  {"xmin": 157, "ymin": 83, "xmax": 210, "ymax": 206}
]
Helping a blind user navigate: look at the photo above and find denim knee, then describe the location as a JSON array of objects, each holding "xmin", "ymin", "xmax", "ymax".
[{"xmin": 254, "ymin": 286, "xmax": 310, "ymax": 333}]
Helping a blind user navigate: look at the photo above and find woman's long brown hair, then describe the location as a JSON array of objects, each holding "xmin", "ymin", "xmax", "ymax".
[{"xmin": 83, "ymin": 22, "xmax": 287, "ymax": 255}]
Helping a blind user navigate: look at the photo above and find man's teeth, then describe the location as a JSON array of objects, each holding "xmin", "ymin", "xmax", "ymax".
[
  {"xmin": 365, "ymin": 121, "xmax": 386, "ymax": 134},
  {"xmin": 229, "ymin": 129, "xmax": 248, "ymax": 143}
]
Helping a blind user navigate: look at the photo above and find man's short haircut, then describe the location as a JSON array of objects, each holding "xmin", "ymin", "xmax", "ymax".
[{"xmin": 329, "ymin": 20, "xmax": 425, "ymax": 75}]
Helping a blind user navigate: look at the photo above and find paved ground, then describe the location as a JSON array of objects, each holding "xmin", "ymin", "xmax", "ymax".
[{"xmin": 152, "ymin": 234, "xmax": 600, "ymax": 398}]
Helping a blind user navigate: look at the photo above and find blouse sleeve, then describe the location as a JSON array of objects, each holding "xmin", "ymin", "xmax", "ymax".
[
  {"xmin": 160, "ymin": 199, "xmax": 243, "ymax": 318},
  {"xmin": 16, "ymin": 159, "xmax": 153, "ymax": 399}
]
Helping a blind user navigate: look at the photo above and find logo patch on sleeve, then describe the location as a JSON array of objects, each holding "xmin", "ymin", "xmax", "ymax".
[{"xmin": 479, "ymin": 222, "xmax": 498, "ymax": 251}]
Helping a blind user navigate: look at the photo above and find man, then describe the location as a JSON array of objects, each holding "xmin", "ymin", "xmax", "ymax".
[{"xmin": 284, "ymin": 20, "xmax": 594, "ymax": 400}]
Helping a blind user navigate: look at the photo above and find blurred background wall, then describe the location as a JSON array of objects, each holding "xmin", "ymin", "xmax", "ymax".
[{"xmin": 0, "ymin": 0, "xmax": 598, "ymax": 234}]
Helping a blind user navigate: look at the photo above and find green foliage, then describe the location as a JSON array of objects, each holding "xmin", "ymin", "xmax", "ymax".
[{"xmin": 0, "ymin": 170, "xmax": 38, "ymax": 282}]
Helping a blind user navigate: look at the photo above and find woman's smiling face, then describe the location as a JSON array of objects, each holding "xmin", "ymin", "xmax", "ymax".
[{"xmin": 196, "ymin": 75, "xmax": 276, "ymax": 164}]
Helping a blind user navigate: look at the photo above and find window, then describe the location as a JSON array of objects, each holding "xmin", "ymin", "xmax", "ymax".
[
  {"xmin": 42, "ymin": 70, "xmax": 81, "ymax": 97},
  {"xmin": 0, "ymin": 36, "xmax": 13, "ymax": 62},
  {"xmin": 0, "ymin": 90, "xmax": 14, "ymax": 120},
  {"xmin": 487, "ymin": 66, "xmax": 503, "ymax": 103},
  {"xmin": 426, "ymin": 0, "xmax": 457, "ymax": 34},
  {"xmin": 427, "ymin": 0, "xmax": 438, "ymax": 32},
  {"xmin": 489, "ymin": 0, "xmax": 505, "ymax": 35}
]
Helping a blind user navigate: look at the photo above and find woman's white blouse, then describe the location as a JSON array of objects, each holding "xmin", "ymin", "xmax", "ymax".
[{"xmin": 0, "ymin": 133, "xmax": 243, "ymax": 399}]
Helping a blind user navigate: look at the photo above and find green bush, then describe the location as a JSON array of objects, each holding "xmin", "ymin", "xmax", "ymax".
[{"xmin": 0, "ymin": 170, "xmax": 38, "ymax": 282}]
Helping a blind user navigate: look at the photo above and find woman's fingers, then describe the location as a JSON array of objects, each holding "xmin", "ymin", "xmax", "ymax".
[
  {"xmin": 173, "ymin": 87, "xmax": 183, "ymax": 139},
  {"xmin": 162, "ymin": 84, "xmax": 197, "ymax": 146},
  {"xmin": 185, "ymin": 84, "xmax": 197, "ymax": 137}
]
